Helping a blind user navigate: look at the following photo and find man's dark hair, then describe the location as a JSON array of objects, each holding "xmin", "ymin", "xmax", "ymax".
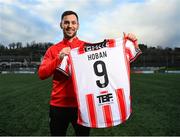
[{"xmin": 61, "ymin": 10, "xmax": 79, "ymax": 22}]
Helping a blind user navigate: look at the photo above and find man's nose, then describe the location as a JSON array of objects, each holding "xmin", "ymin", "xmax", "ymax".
[{"xmin": 68, "ymin": 23, "xmax": 73, "ymax": 27}]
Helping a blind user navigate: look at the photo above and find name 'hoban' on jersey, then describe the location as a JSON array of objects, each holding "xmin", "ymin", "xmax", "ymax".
[{"xmin": 87, "ymin": 51, "xmax": 107, "ymax": 61}]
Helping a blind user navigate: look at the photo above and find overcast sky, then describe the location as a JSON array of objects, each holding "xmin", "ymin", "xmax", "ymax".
[{"xmin": 0, "ymin": 0, "xmax": 180, "ymax": 48}]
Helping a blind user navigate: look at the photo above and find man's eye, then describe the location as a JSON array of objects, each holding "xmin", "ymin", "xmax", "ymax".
[
  {"xmin": 72, "ymin": 21, "xmax": 77, "ymax": 25},
  {"xmin": 64, "ymin": 21, "xmax": 69, "ymax": 24}
]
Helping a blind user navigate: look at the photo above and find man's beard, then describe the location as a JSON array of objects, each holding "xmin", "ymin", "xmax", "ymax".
[{"xmin": 64, "ymin": 31, "xmax": 77, "ymax": 39}]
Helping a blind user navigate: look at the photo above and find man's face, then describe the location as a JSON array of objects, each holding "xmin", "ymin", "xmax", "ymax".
[{"xmin": 60, "ymin": 14, "xmax": 79, "ymax": 39}]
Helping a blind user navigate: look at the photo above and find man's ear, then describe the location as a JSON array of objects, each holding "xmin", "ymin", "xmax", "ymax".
[
  {"xmin": 60, "ymin": 22, "xmax": 62, "ymax": 29},
  {"xmin": 77, "ymin": 22, "xmax": 79, "ymax": 30}
]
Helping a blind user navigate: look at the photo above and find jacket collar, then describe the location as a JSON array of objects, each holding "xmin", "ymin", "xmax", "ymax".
[{"xmin": 63, "ymin": 37, "xmax": 79, "ymax": 48}]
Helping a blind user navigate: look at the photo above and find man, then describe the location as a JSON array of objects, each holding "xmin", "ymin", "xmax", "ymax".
[
  {"xmin": 38, "ymin": 10, "xmax": 138, "ymax": 136},
  {"xmin": 38, "ymin": 11, "xmax": 90, "ymax": 136}
]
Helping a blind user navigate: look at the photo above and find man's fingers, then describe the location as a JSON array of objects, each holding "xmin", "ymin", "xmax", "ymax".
[
  {"xmin": 129, "ymin": 33, "xmax": 137, "ymax": 41},
  {"xmin": 124, "ymin": 33, "xmax": 137, "ymax": 42},
  {"xmin": 65, "ymin": 47, "xmax": 71, "ymax": 54},
  {"xmin": 59, "ymin": 47, "xmax": 71, "ymax": 59},
  {"xmin": 62, "ymin": 47, "xmax": 71, "ymax": 54}
]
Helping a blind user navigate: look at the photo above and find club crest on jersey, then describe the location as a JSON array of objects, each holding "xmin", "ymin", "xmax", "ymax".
[
  {"xmin": 96, "ymin": 91, "xmax": 114, "ymax": 106},
  {"xmin": 84, "ymin": 40, "xmax": 107, "ymax": 52}
]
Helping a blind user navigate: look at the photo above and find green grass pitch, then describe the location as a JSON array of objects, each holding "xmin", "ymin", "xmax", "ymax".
[{"xmin": 0, "ymin": 73, "xmax": 180, "ymax": 136}]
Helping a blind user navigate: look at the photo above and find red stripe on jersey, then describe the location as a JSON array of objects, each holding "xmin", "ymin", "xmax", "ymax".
[
  {"xmin": 100, "ymin": 91, "xmax": 108, "ymax": 94},
  {"xmin": 86, "ymin": 94, "xmax": 97, "ymax": 128},
  {"xmin": 125, "ymin": 48, "xmax": 133, "ymax": 62},
  {"xmin": 102, "ymin": 105, "xmax": 113, "ymax": 127},
  {"xmin": 107, "ymin": 39, "xmax": 115, "ymax": 47},
  {"xmin": 116, "ymin": 89, "xmax": 127, "ymax": 122}
]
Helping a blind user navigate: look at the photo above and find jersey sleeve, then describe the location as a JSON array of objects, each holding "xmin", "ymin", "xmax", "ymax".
[
  {"xmin": 56, "ymin": 55, "xmax": 71, "ymax": 77},
  {"xmin": 125, "ymin": 39, "xmax": 142, "ymax": 63}
]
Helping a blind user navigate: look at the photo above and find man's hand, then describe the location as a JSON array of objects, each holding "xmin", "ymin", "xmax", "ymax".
[
  {"xmin": 123, "ymin": 32, "xmax": 137, "ymax": 43},
  {"xmin": 59, "ymin": 47, "xmax": 71, "ymax": 59}
]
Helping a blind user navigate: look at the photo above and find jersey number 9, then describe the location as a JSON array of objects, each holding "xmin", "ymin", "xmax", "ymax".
[{"xmin": 93, "ymin": 60, "xmax": 109, "ymax": 88}]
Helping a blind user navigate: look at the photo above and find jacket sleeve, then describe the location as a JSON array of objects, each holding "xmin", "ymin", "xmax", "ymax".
[{"xmin": 38, "ymin": 48, "xmax": 62, "ymax": 80}]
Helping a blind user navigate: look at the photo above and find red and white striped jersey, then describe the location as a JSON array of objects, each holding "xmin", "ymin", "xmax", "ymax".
[{"xmin": 59, "ymin": 37, "xmax": 141, "ymax": 128}]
